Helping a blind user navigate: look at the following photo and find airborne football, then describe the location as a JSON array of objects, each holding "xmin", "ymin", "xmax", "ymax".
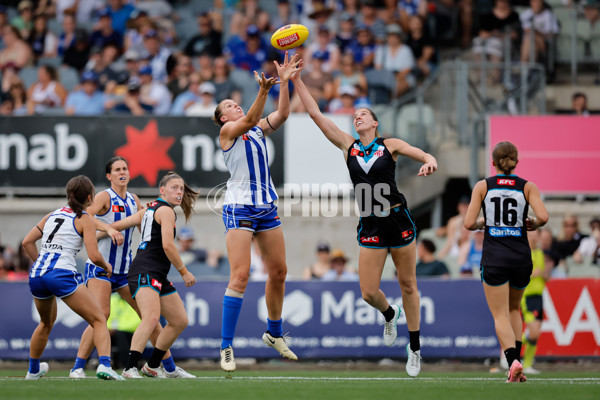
[{"xmin": 270, "ymin": 24, "xmax": 309, "ymax": 50}]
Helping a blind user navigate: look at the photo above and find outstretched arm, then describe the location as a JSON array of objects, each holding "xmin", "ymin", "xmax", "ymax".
[
  {"xmin": 220, "ymin": 72, "xmax": 278, "ymax": 143},
  {"xmin": 259, "ymin": 52, "xmax": 301, "ymax": 135},
  {"xmin": 290, "ymin": 69, "xmax": 355, "ymax": 152},
  {"xmin": 384, "ymin": 138, "xmax": 437, "ymax": 176}
]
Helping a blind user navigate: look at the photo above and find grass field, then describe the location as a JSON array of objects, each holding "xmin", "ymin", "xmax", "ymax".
[{"xmin": 1, "ymin": 369, "xmax": 598, "ymax": 400}]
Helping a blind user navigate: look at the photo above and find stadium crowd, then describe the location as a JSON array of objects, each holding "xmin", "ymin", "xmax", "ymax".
[{"xmin": 0, "ymin": 0, "xmax": 597, "ymax": 117}]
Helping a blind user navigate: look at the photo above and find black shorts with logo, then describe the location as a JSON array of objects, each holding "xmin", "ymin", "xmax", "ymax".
[
  {"xmin": 357, "ymin": 206, "xmax": 416, "ymax": 249},
  {"xmin": 523, "ymin": 295, "xmax": 544, "ymax": 322},
  {"xmin": 128, "ymin": 273, "xmax": 177, "ymax": 298},
  {"xmin": 480, "ymin": 264, "xmax": 533, "ymax": 289}
]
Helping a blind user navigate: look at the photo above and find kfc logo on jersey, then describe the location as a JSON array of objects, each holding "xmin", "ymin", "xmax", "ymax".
[
  {"xmin": 497, "ymin": 179, "xmax": 515, "ymax": 186},
  {"xmin": 60, "ymin": 207, "xmax": 73, "ymax": 213},
  {"xmin": 149, "ymin": 201, "xmax": 158, "ymax": 207},
  {"xmin": 112, "ymin": 205, "xmax": 125, "ymax": 213},
  {"xmin": 360, "ymin": 236, "xmax": 379, "ymax": 243},
  {"xmin": 242, "ymin": 134, "xmax": 250, "ymax": 141},
  {"xmin": 402, "ymin": 229, "xmax": 413, "ymax": 238},
  {"xmin": 151, "ymin": 279, "xmax": 162, "ymax": 290},
  {"xmin": 351, "ymin": 148, "xmax": 365, "ymax": 157}
]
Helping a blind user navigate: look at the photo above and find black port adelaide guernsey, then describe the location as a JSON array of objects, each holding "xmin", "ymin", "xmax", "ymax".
[
  {"xmin": 129, "ymin": 198, "xmax": 176, "ymax": 278},
  {"xmin": 481, "ymin": 175, "xmax": 532, "ymax": 268},
  {"xmin": 346, "ymin": 138, "xmax": 406, "ymax": 216}
]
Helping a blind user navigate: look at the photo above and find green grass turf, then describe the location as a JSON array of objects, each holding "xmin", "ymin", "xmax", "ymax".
[{"xmin": 1, "ymin": 370, "xmax": 598, "ymax": 400}]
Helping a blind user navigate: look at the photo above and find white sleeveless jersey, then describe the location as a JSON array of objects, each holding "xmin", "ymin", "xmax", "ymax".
[
  {"xmin": 86, "ymin": 188, "xmax": 138, "ymax": 275},
  {"xmin": 30, "ymin": 207, "xmax": 84, "ymax": 277},
  {"xmin": 222, "ymin": 126, "xmax": 278, "ymax": 205}
]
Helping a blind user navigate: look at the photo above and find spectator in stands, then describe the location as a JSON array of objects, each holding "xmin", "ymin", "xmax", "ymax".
[
  {"xmin": 330, "ymin": 84, "xmax": 357, "ymax": 114},
  {"xmin": 458, "ymin": 230, "xmax": 484, "ymax": 278},
  {"xmin": 1, "ymin": 62, "xmax": 21, "ymax": 94},
  {"xmin": 87, "ymin": 43, "xmax": 121, "ymax": 93},
  {"xmin": 90, "ymin": 10, "xmax": 123, "ymax": 51},
  {"xmin": 229, "ymin": 0, "xmax": 263, "ymax": 37},
  {"xmin": 167, "ymin": 54, "xmax": 194, "ymax": 100},
  {"xmin": 26, "ymin": 65, "xmax": 67, "ymax": 114},
  {"xmin": 519, "ymin": 0, "xmax": 559, "ymax": 63},
  {"xmin": 141, "ymin": 29, "xmax": 170, "ymax": 83},
  {"xmin": 290, "ymin": 50, "xmax": 333, "ymax": 112},
  {"xmin": 197, "ymin": 53, "xmax": 214, "ymax": 82},
  {"xmin": 138, "ymin": 64, "xmax": 171, "ymax": 114},
  {"xmin": 211, "ymin": 56, "xmax": 242, "ymax": 104},
  {"xmin": 472, "ymin": 0, "xmax": 521, "ymax": 82},
  {"xmin": 306, "ymin": 1, "xmax": 337, "ymax": 40},
  {"xmin": 333, "ymin": 52, "xmax": 367, "ymax": 98},
  {"xmin": 11, "ymin": 1, "xmax": 34, "ymax": 39},
  {"xmin": 185, "ymin": 82, "xmax": 217, "ymax": 117},
  {"xmin": 347, "ymin": 24, "xmax": 377, "ymax": 70},
  {"xmin": 184, "ymin": 11, "xmax": 223, "ymax": 58},
  {"xmin": 539, "ymin": 227, "xmax": 560, "ymax": 274},
  {"xmin": 571, "ymin": 92, "xmax": 590, "ymax": 116},
  {"xmin": 305, "ymin": 25, "xmax": 340, "ymax": 73},
  {"xmin": 54, "ymin": 0, "xmax": 104, "ymax": 25},
  {"xmin": 8, "ymin": 81, "xmax": 28, "ymax": 115},
  {"xmin": 170, "ymin": 72, "xmax": 200, "ymax": 115},
  {"xmin": 226, "ymin": 24, "xmax": 269, "ymax": 73},
  {"xmin": 0, "ymin": 26, "xmax": 33, "ymax": 69},
  {"xmin": 106, "ymin": 0, "xmax": 136, "ymax": 35},
  {"xmin": 321, "ymin": 250, "xmax": 359, "ymax": 281},
  {"xmin": 28, "ymin": 14, "xmax": 58, "ymax": 61},
  {"xmin": 552, "ymin": 214, "xmax": 587, "ymax": 263},
  {"xmin": 272, "ymin": 0, "xmax": 299, "ymax": 29},
  {"xmin": 111, "ymin": 76, "xmax": 152, "ymax": 115},
  {"xmin": 438, "ymin": 195, "xmax": 471, "ymax": 258},
  {"xmin": 374, "ymin": 23, "xmax": 415, "ymax": 97},
  {"xmin": 415, "ymin": 239, "xmax": 450, "ymax": 278},
  {"xmin": 65, "ymin": 70, "xmax": 109, "ymax": 115},
  {"xmin": 0, "ymin": 6, "xmax": 7, "ymax": 49},
  {"xmin": 116, "ymin": 48, "xmax": 140, "ymax": 84},
  {"xmin": 378, "ymin": 0, "xmax": 400, "ymax": 25},
  {"xmin": 356, "ymin": 0, "xmax": 387, "ymax": 43},
  {"xmin": 63, "ymin": 28, "xmax": 90, "ymax": 71},
  {"xmin": 0, "ymin": 96, "xmax": 14, "ymax": 115},
  {"xmin": 177, "ymin": 226, "xmax": 208, "ymax": 266},
  {"xmin": 583, "ymin": 0, "xmax": 600, "ymax": 27},
  {"xmin": 397, "ymin": 0, "xmax": 428, "ymax": 34},
  {"xmin": 406, "ymin": 15, "xmax": 436, "ymax": 80},
  {"xmin": 123, "ymin": 10, "xmax": 151, "ymax": 54},
  {"xmin": 335, "ymin": 12, "xmax": 356, "ymax": 54},
  {"xmin": 303, "ymin": 242, "xmax": 331, "ymax": 280},
  {"xmin": 573, "ymin": 217, "xmax": 600, "ymax": 265},
  {"xmin": 57, "ymin": 12, "xmax": 76, "ymax": 57}
]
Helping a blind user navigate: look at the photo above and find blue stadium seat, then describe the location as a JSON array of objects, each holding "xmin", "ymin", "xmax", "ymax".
[
  {"xmin": 18, "ymin": 66, "xmax": 38, "ymax": 89},
  {"xmin": 365, "ymin": 69, "xmax": 396, "ymax": 105},
  {"xmin": 58, "ymin": 66, "xmax": 80, "ymax": 92}
]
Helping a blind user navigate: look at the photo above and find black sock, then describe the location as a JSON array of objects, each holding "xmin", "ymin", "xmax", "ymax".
[
  {"xmin": 504, "ymin": 347, "xmax": 518, "ymax": 368},
  {"xmin": 409, "ymin": 330, "xmax": 420, "ymax": 352},
  {"xmin": 515, "ymin": 341, "xmax": 522, "ymax": 361},
  {"xmin": 126, "ymin": 351, "xmax": 142, "ymax": 370},
  {"xmin": 148, "ymin": 348, "xmax": 167, "ymax": 369},
  {"xmin": 382, "ymin": 306, "xmax": 396, "ymax": 322}
]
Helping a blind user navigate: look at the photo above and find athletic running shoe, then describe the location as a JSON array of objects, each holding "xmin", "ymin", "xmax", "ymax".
[
  {"xmin": 141, "ymin": 363, "xmax": 167, "ymax": 378},
  {"xmin": 25, "ymin": 362, "xmax": 49, "ymax": 380},
  {"xmin": 406, "ymin": 344, "xmax": 422, "ymax": 377},
  {"xmin": 164, "ymin": 366, "xmax": 195, "ymax": 378},
  {"xmin": 499, "ymin": 352, "xmax": 509, "ymax": 370},
  {"xmin": 122, "ymin": 367, "xmax": 143, "ymax": 379},
  {"xmin": 96, "ymin": 364, "xmax": 125, "ymax": 381},
  {"xmin": 383, "ymin": 305, "xmax": 401, "ymax": 346},
  {"xmin": 220, "ymin": 346, "xmax": 236, "ymax": 372},
  {"xmin": 69, "ymin": 367, "xmax": 86, "ymax": 379},
  {"xmin": 506, "ymin": 360, "xmax": 524, "ymax": 383},
  {"xmin": 523, "ymin": 366, "xmax": 539, "ymax": 375},
  {"xmin": 520, "ymin": 373, "xmax": 528, "ymax": 382},
  {"xmin": 262, "ymin": 332, "xmax": 298, "ymax": 360}
]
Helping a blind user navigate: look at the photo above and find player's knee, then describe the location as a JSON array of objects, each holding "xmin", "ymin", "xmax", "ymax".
[
  {"xmin": 361, "ymin": 290, "xmax": 378, "ymax": 305},
  {"xmin": 171, "ymin": 315, "xmax": 189, "ymax": 332},
  {"xmin": 39, "ymin": 319, "xmax": 54, "ymax": 333},
  {"xmin": 398, "ymin": 278, "xmax": 417, "ymax": 295},
  {"xmin": 267, "ymin": 264, "xmax": 287, "ymax": 283},
  {"xmin": 231, "ymin": 270, "xmax": 250, "ymax": 288}
]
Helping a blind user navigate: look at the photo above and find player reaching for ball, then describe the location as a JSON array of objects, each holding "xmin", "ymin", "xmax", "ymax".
[
  {"xmin": 291, "ymin": 63, "xmax": 437, "ymax": 377},
  {"xmin": 212, "ymin": 52, "xmax": 301, "ymax": 373},
  {"xmin": 464, "ymin": 141, "xmax": 548, "ymax": 383}
]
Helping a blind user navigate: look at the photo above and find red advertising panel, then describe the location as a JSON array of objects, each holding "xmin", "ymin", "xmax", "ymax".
[
  {"xmin": 488, "ymin": 116, "xmax": 600, "ymax": 194},
  {"xmin": 538, "ymin": 279, "xmax": 600, "ymax": 356}
]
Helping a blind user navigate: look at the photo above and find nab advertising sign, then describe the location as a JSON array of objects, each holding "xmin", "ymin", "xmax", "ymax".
[{"xmin": 0, "ymin": 117, "xmax": 283, "ymax": 192}]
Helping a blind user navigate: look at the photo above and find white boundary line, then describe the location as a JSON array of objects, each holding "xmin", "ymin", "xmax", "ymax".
[{"xmin": 2, "ymin": 376, "xmax": 599, "ymax": 382}]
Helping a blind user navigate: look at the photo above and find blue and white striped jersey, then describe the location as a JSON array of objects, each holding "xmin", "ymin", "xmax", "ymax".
[
  {"xmin": 30, "ymin": 207, "xmax": 84, "ymax": 277},
  {"xmin": 86, "ymin": 188, "xmax": 138, "ymax": 275},
  {"xmin": 222, "ymin": 126, "xmax": 278, "ymax": 206}
]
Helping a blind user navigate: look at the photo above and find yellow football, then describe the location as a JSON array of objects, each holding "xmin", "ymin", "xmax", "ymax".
[{"xmin": 270, "ymin": 24, "xmax": 309, "ymax": 50}]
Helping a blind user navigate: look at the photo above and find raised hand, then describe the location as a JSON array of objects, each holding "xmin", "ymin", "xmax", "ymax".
[
  {"xmin": 254, "ymin": 71, "xmax": 279, "ymax": 91},
  {"xmin": 274, "ymin": 51, "xmax": 302, "ymax": 82}
]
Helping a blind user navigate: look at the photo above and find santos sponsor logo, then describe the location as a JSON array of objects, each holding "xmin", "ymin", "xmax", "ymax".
[
  {"xmin": 489, "ymin": 227, "xmax": 522, "ymax": 237},
  {"xmin": 542, "ymin": 287, "xmax": 600, "ymax": 346},
  {"xmin": 0, "ymin": 124, "xmax": 88, "ymax": 171}
]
